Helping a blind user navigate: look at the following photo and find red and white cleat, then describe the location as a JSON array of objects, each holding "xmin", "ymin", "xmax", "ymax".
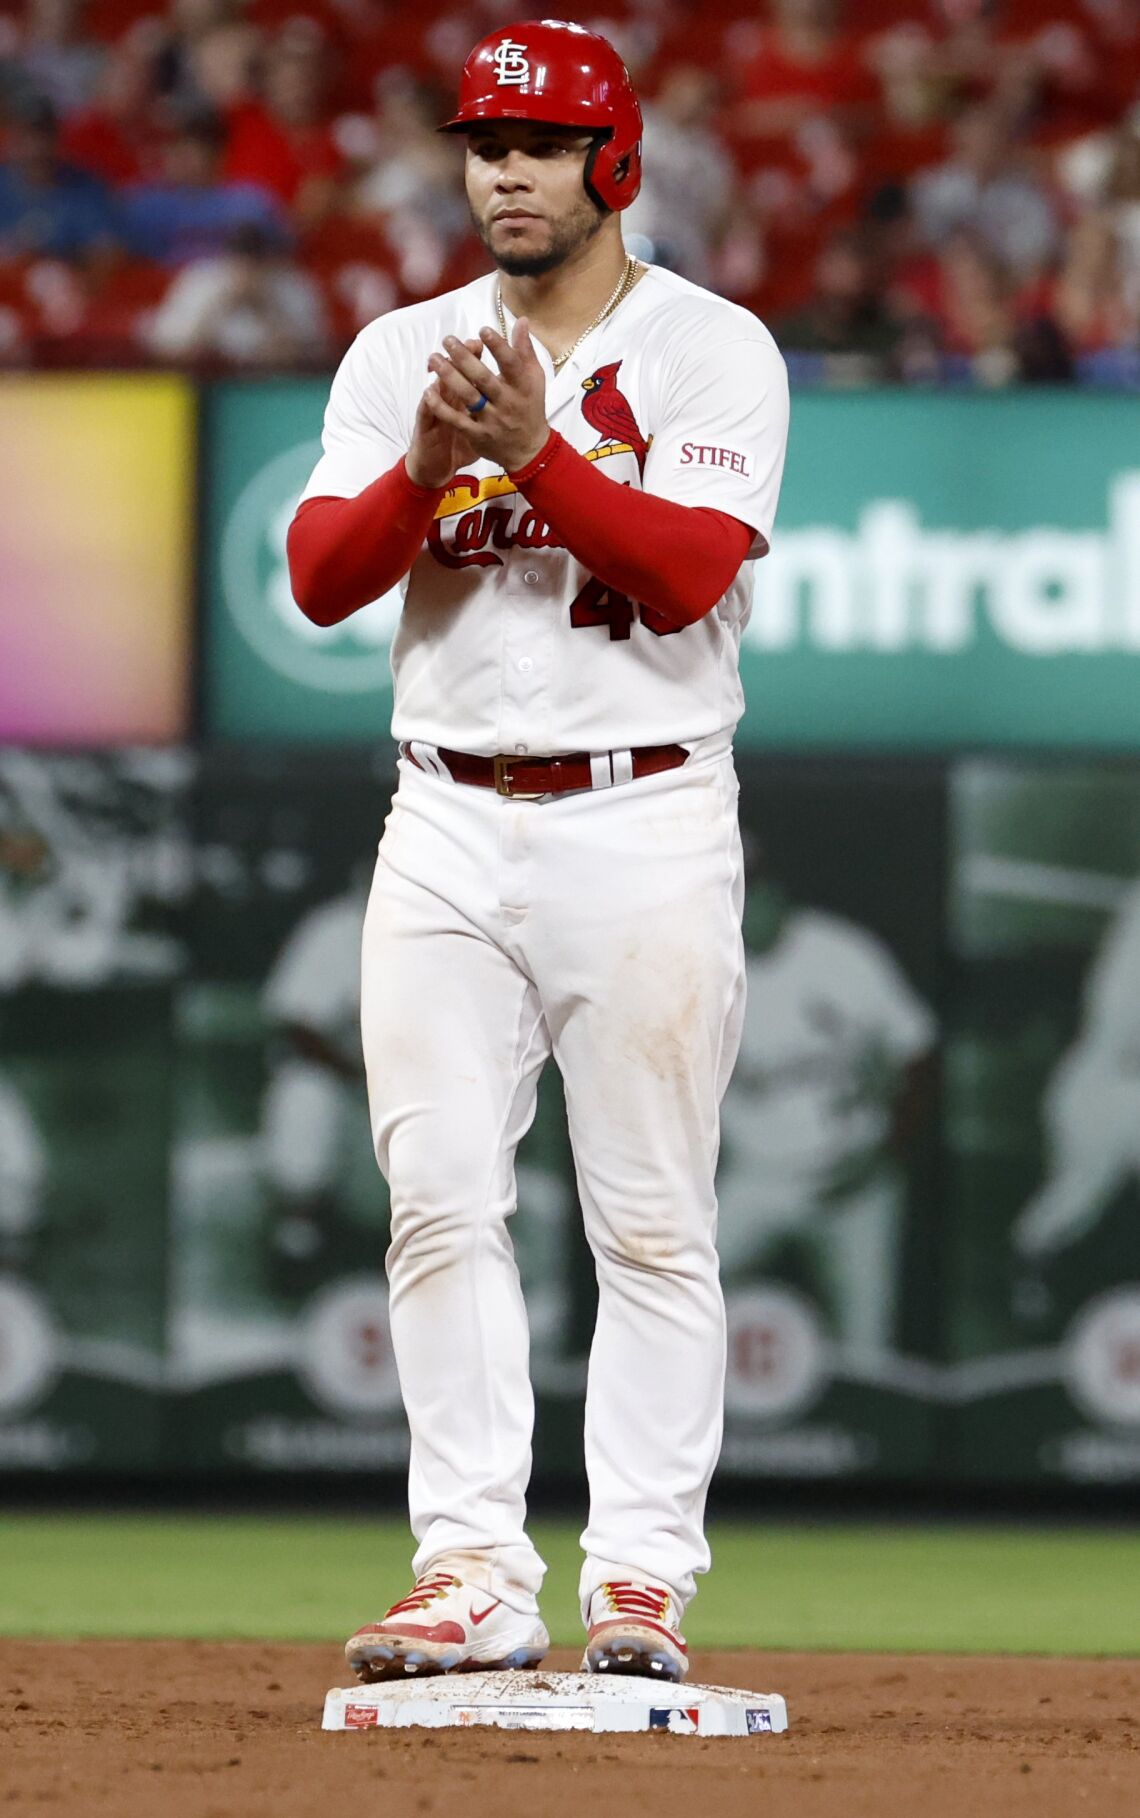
[
  {"xmin": 582, "ymin": 1578, "xmax": 689, "ymax": 1683},
  {"xmin": 345, "ymin": 1572, "xmax": 550, "ymax": 1683}
]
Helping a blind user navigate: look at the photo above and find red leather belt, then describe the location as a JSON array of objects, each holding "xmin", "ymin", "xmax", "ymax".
[{"xmin": 402, "ymin": 742, "xmax": 689, "ymax": 799}]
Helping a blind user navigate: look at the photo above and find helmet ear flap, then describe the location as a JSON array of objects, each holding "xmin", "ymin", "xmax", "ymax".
[
  {"xmin": 584, "ymin": 127, "xmax": 641, "ymax": 212},
  {"xmin": 583, "ymin": 128, "xmax": 614, "ymax": 212}
]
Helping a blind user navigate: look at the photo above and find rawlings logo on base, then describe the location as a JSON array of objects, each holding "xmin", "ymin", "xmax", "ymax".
[{"xmin": 343, "ymin": 1704, "xmax": 380, "ymax": 1729}]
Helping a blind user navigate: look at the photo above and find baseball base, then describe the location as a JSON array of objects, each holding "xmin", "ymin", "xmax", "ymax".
[{"xmin": 322, "ymin": 1669, "xmax": 789, "ymax": 1736}]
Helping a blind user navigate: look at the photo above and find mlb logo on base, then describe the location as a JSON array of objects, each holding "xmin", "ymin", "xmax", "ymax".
[{"xmin": 649, "ymin": 1707, "xmax": 701, "ymax": 1734}]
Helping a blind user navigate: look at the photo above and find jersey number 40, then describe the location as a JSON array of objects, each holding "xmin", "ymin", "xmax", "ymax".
[{"xmin": 569, "ymin": 578, "xmax": 681, "ymax": 641}]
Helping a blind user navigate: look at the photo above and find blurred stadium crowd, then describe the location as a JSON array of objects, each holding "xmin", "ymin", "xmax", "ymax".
[{"xmin": 1, "ymin": 0, "xmax": 1139, "ymax": 381}]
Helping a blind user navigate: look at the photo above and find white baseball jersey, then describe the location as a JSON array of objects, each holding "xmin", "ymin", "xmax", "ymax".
[
  {"xmin": 726, "ymin": 910, "xmax": 937, "ymax": 1199},
  {"xmin": 300, "ymin": 264, "xmax": 789, "ymax": 755}
]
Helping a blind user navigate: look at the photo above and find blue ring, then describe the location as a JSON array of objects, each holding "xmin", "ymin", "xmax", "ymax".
[{"xmin": 467, "ymin": 394, "xmax": 489, "ymax": 417}]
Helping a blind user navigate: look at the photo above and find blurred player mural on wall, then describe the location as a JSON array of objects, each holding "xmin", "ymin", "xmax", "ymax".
[
  {"xmin": 163, "ymin": 752, "xmax": 948, "ymax": 1484},
  {"xmin": 5, "ymin": 741, "xmax": 1139, "ymax": 1491},
  {"xmin": 718, "ymin": 838, "xmax": 937, "ymax": 1355},
  {"xmin": 168, "ymin": 744, "xmax": 576, "ymax": 1473},
  {"xmin": 714, "ymin": 757, "xmax": 945, "ymax": 1479},
  {"xmin": 947, "ymin": 762, "xmax": 1140, "ymax": 1482},
  {"xmin": 0, "ymin": 749, "xmax": 188, "ymax": 1470},
  {"xmin": 0, "ymin": 1070, "xmax": 46, "ymax": 1275},
  {"xmin": 258, "ymin": 860, "xmax": 373, "ymax": 1295},
  {"xmin": 166, "ymin": 745, "xmax": 404, "ymax": 1471},
  {"xmin": 1012, "ymin": 879, "xmax": 1140, "ymax": 1270},
  {"xmin": 0, "ymin": 749, "xmax": 187, "ymax": 989}
]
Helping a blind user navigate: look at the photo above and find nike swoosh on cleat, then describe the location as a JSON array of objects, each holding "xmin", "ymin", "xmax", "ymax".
[{"xmin": 469, "ymin": 1601, "xmax": 501, "ymax": 1626}]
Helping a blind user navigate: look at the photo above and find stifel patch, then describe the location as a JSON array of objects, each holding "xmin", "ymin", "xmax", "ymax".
[{"xmin": 680, "ymin": 442, "xmax": 753, "ymax": 477}]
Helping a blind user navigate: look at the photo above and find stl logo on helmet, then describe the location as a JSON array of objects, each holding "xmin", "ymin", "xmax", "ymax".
[{"xmin": 492, "ymin": 38, "xmax": 538, "ymax": 89}]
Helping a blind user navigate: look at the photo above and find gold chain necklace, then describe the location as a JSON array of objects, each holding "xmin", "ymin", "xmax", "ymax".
[{"xmin": 496, "ymin": 256, "xmax": 640, "ymax": 372}]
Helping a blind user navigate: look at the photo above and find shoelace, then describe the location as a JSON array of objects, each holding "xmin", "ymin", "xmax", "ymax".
[
  {"xmin": 382, "ymin": 1572, "xmax": 459, "ymax": 1619},
  {"xmin": 599, "ymin": 1580, "xmax": 671, "ymax": 1623}
]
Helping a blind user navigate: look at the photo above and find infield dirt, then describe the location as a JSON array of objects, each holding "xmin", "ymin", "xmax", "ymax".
[{"xmin": 3, "ymin": 1641, "xmax": 1138, "ymax": 1817}]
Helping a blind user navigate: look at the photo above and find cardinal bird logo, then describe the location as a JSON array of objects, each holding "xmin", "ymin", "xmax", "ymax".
[{"xmin": 581, "ymin": 362, "xmax": 649, "ymax": 476}]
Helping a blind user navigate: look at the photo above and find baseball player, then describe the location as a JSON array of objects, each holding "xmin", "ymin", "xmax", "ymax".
[
  {"xmin": 718, "ymin": 880, "xmax": 937, "ymax": 1358},
  {"xmin": 0, "ymin": 1072, "xmax": 47, "ymax": 1273},
  {"xmin": 1013, "ymin": 881, "xmax": 1140, "ymax": 1261},
  {"xmin": 287, "ymin": 19, "xmax": 789, "ymax": 1685},
  {"xmin": 0, "ymin": 752, "xmax": 181, "ymax": 990},
  {"xmin": 259, "ymin": 871, "xmax": 370, "ymax": 1293}
]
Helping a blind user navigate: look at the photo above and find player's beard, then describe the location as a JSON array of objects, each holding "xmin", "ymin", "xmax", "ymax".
[{"xmin": 473, "ymin": 193, "xmax": 606, "ymax": 277}]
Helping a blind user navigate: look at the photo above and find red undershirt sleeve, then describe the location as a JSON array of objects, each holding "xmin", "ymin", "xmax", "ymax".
[
  {"xmin": 508, "ymin": 431, "xmax": 755, "ymax": 630},
  {"xmin": 286, "ymin": 458, "xmax": 446, "ymax": 628},
  {"xmin": 287, "ymin": 434, "xmax": 755, "ymax": 633}
]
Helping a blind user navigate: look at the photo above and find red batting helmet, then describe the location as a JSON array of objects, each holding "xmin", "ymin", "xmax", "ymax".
[{"xmin": 440, "ymin": 18, "xmax": 643, "ymax": 213}]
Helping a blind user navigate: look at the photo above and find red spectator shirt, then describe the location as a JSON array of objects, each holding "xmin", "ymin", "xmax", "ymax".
[
  {"xmin": 222, "ymin": 101, "xmax": 345, "ymax": 210},
  {"xmin": 60, "ymin": 107, "xmax": 163, "ymax": 187},
  {"xmin": 739, "ymin": 27, "xmax": 878, "ymax": 118}
]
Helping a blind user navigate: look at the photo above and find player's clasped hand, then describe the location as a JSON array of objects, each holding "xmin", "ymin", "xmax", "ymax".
[{"xmin": 424, "ymin": 320, "xmax": 550, "ymax": 476}]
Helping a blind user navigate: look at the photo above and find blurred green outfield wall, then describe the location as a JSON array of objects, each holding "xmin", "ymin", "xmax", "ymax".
[
  {"xmin": 3, "ymin": 747, "xmax": 1140, "ymax": 1487},
  {"xmin": 2, "ymin": 382, "xmax": 1140, "ymax": 1487},
  {"xmin": 200, "ymin": 384, "xmax": 1140, "ymax": 748}
]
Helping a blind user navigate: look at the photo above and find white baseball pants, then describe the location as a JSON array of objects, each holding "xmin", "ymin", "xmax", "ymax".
[{"xmin": 360, "ymin": 748, "xmax": 745, "ymax": 1619}]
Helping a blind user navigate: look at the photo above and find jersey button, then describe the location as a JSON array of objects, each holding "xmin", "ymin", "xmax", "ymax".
[
  {"xmin": 518, "ymin": 656, "xmax": 534, "ymax": 673},
  {"xmin": 515, "ymin": 742, "xmax": 528, "ymax": 754},
  {"xmin": 523, "ymin": 570, "xmax": 539, "ymax": 584}
]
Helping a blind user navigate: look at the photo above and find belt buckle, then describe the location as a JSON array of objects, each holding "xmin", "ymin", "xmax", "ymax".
[{"xmin": 493, "ymin": 755, "xmax": 545, "ymax": 800}]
